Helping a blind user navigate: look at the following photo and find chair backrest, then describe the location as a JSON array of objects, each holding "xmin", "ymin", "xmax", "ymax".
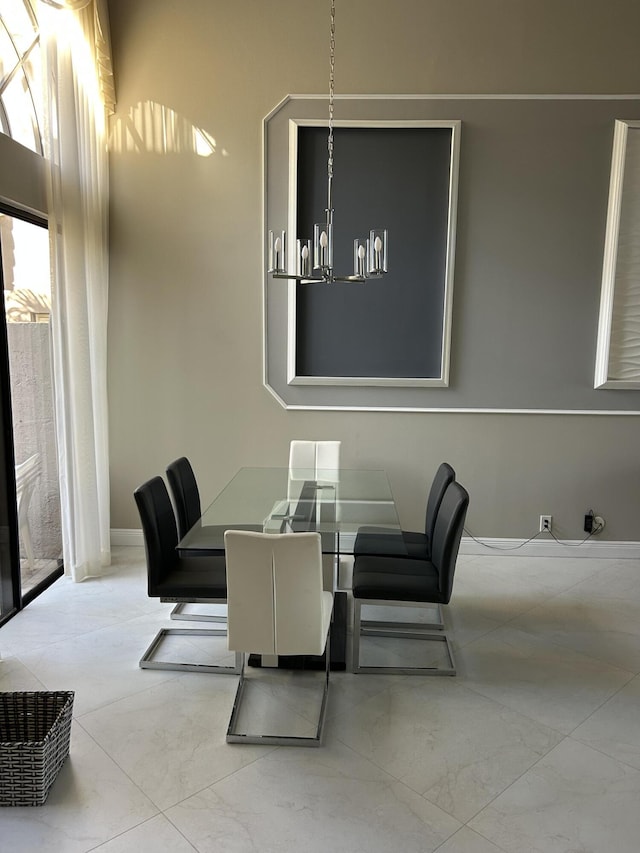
[
  {"xmin": 134, "ymin": 476, "xmax": 179, "ymax": 593},
  {"xmin": 430, "ymin": 480, "xmax": 469, "ymax": 604},
  {"xmin": 288, "ymin": 441, "xmax": 341, "ymax": 522},
  {"xmin": 288, "ymin": 440, "xmax": 341, "ymax": 479},
  {"xmin": 224, "ymin": 530, "xmax": 327, "ymax": 657},
  {"xmin": 166, "ymin": 456, "xmax": 201, "ymax": 539},
  {"xmin": 424, "ymin": 462, "xmax": 456, "ymax": 541}
]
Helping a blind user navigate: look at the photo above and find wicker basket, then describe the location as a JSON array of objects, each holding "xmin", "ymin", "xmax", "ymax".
[{"xmin": 0, "ymin": 691, "xmax": 74, "ymax": 806}]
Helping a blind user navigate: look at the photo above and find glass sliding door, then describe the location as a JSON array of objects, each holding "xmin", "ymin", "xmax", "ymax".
[
  {"xmin": 1, "ymin": 207, "xmax": 62, "ymax": 606},
  {"xmin": 0, "ymin": 330, "xmax": 20, "ymax": 623}
]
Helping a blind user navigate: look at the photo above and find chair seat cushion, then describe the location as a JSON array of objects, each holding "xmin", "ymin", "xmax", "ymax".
[
  {"xmin": 354, "ymin": 527, "xmax": 429, "ymax": 560},
  {"xmin": 155, "ymin": 555, "xmax": 227, "ymax": 599},
  {"xmin": 352, "ymin": 554, "xmax": 444, "ymax": 603}
]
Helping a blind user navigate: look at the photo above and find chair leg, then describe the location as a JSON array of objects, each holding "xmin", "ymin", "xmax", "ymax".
[
  {"xmin": 226, "ymin": 636, "xmax": 331, "ymax": 747},
  {"xmin": 169, "ymin": 601, "xmax": 228, "ymax": 624},
  {"xmin": 139, "ymin": 628, "xmax": 241, "ymax": 674},
  {"xmin": 352, "ymin": 598, "xmax": 456, "ymax": 676},
  {"xmin": 361, "ymin": 602, "xmax": 444, "ymax": 632}
]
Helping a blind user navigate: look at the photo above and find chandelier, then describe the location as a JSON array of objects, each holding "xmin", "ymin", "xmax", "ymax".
[{"xmin": 268, "ymin": 0, "xmax": 388, "ymax": 284}]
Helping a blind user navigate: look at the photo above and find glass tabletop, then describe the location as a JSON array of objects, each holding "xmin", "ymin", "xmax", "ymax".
[{"xmin": 177, "ymin": 466, "xmax": 405, "ymax": 556}]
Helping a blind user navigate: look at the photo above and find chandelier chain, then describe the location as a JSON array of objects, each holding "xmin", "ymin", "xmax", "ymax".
[
  {"xmin": 267, "ymin": 0, "xmax": 387, "ymax": 283},
  {"xmin": 327, "ymin": 0, "xmax": 335, "ymax": 205}
]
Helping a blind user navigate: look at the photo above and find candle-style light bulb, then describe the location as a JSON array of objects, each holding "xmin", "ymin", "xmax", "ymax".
[
  {"xmin": 269, "ymin": 230, "xmax": 286, "ymax": 273},
  {"xmin": 297, "ymin": 238, "xmax": 312, "ymax": 276},
  {"xmin": 368, "ymin": 229, "xmax": 388, "ymax": 275},
  {"xmin": 354, "ymin": 239, "xmax": 367, "ymax": 278},
  {"xmin": 314, "ymin": 222, "xmax": 333, "ymax": 272}
]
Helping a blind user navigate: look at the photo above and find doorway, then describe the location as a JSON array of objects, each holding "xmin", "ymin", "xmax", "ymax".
[{"xmin": 0, "ymin": 206, "xmax": 62, "ymax": 621}]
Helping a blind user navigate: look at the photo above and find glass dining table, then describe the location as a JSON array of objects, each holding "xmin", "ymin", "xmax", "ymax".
[
  {"xmin": 177, "ymin": 466, "xmax": 406, "ymax": 558},
  {"xmin": 176, "ymin": 466, "xmax": 405, "ymax": 670}
]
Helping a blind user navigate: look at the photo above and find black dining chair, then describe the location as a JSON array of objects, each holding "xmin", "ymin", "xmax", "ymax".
[
  {"xmin": 166, "ymin": 456, "xmax": 209, "ymax": 541},
  {"xmin": 166, "ymin": 455, "xmax": 228, "ymax": 624},
  {"xmin": 134, "ymin": 475, "xmax": 241, "ymax": 674},
  {"xmin": 353, "ymin": 462, "xmax": 455, "ymax": 631},
  {"xmin": 354, "ymin": 462, "xmax": 455, "ymax": 561},
  {"xmin": 166, "ymin": 456, "xmax": 263, "ymax": 624},
  {"xmin": 351, "ymin": 479, "xmax": 469, "ymax": 676}
]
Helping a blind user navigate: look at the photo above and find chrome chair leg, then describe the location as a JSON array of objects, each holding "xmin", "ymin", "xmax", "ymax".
[
  {"xmin": 168, "ymin": 601, "xmax": 228, "ymax": 624},
  {"xmin": 361, "ymin": 601, "xmax": 444, "ymax": 632},
  {"xmin": 352, "ymin": 598, "xmax": 455, "ymax": 676},
  {"xmin": 226, "ymin": 636, "xmax": 331, "ymax": 746},
  {"xmin": 139, "ymin": 628, "xmax": 241, "ymax": 674}
]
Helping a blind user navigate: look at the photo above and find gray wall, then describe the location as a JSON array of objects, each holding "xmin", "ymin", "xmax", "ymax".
[{"xmin": 106, "ymin": 0, "xmax": 640, "ymax": 542}]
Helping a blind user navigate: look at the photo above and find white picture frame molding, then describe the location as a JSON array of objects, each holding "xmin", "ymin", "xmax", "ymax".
[
  {"xmin": 284, "ymin": 118, "xmax": 461, "ymax": 388},
  {"xmin": 594, "ymin": 119, "xmax": 640, "ymax": 389}
]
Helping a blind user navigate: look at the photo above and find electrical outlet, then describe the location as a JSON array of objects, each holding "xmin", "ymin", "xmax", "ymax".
[
  {"xmin": 593, "ymin": 515, "xmax": 605, "ymax": 533},
  {"xmin": 539, "ymin": 515, "xmax": 552, "ymax": 532}
]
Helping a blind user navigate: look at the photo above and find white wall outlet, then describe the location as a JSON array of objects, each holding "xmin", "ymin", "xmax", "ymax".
[{"xmin": 539, "ymin": 514, "xmax": 552, "ymax": 532}]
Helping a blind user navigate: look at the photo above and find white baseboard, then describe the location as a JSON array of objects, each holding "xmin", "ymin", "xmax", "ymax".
[
  {"xmin": 111, "ymin": 528, "xmax": 144, "ymax": 548},
  {"xmin": 459, "ymin": 536, "xmax": 640, "ymax": 559},
  {"xmin": 110, "ymin": 528, "xmax": 640, "ymax": 560}
]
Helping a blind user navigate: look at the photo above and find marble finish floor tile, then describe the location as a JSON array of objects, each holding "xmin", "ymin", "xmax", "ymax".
[
  {"xmin": 0, "ymin": 723, "xmax": 157, "ymax": 853},
  {"xmin": 13, "ymin": 612, "xmax": 209, "ymax": 716},
  {"xmin": 509, "ymin": 586, "xmax": 640, "ymax": 673},
  {"xmin": 2, "ymin": 548, "xmax": 639, "ymax": 852},
  {"xmin": 434, "ymin": 826, "xmax": 508, "ymax": 853},
  {"xmin": 469, "ymin": 737, "xmax": 640, "ymax": 853},
  {"xmin": 333, "ymin": 677, "xmax": 562, "ymax": 822},
  {"xmin": 572, "ymin": 673, "xmax": 640, "ymax": 769},
  {"xmin": 167, "ymin": 739, "xmax": 461, "ymax": 853},
  {"xmin": 451, "ymin": 555, "xmax": 603, "ymax": 625},
  {"xmin": 324, "ymin": 669, "xmax": 407, "ymax": 721},
  {"xmin": 458, "ymin": 625, "xmax": 633, "ymax": 733},
  {"xmin": 78, "ymin": 673, "xmax": 275, "ymax": 810},
  {"xmin": 91, "ymin": 815, "xmax": 197, "ymax": 852},
  {"xmin": 0, "ymin": 654, "xmax": 48, "ymax": 691}
]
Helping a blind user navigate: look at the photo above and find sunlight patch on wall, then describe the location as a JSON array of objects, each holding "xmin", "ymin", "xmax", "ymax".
[{"xmin": 109, "ymin": 101, "xmax": 229, "ymax": 158}]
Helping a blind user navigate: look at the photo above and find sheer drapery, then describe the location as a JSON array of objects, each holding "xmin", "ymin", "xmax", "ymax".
[{"xmin": 39, "ymin": 0, "xmax": 113, "ymax": 581}]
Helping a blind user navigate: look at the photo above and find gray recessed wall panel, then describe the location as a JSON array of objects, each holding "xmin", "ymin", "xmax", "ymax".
[
  {"xmin": 295, "ymin": 125, "xmax": 451, "ymax": 379},
  {"xmin": 264, "ymin": 96, "xmax": 640, "ymax": 411}
]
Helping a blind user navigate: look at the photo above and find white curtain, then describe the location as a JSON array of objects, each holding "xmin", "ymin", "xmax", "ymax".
[{"xmin": 39, "ymin": 0, "xmax": 115, "ymax": 581}]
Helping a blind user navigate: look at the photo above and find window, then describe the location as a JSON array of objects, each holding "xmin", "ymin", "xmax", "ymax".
[{"xmin": 0, "ymin": 0, "xmax": 43, "ymax": 154}]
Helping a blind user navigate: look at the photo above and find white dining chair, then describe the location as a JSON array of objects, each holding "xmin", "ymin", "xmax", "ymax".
[
  {"xmin": 288, "ymin": 439, "xmax": 341, "ymax": 484},
  {"xmin": 224, "ymin": 530, "xmax": 333, "ymax": 746}
]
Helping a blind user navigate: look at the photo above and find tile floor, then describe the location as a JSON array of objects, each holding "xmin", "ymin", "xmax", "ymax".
[{"xmin": 1, "ymin": 547, "xmax": 640, "ymax": 852}]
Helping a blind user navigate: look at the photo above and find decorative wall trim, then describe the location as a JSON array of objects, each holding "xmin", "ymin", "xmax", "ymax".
[
  {"xmin": 273, "ymin": 403, "xmax": 640, "ymax": 415},
  {"xmin": 264, "ymin": 94, "xmax": 640, "ymax": 413},
  {"xmin": 284, "ymin": 118, "xmax": 461, "ymax": 389},
  {"xmin": 595, "ymin": 120, "xmax": 640, "ymax": 389}
]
